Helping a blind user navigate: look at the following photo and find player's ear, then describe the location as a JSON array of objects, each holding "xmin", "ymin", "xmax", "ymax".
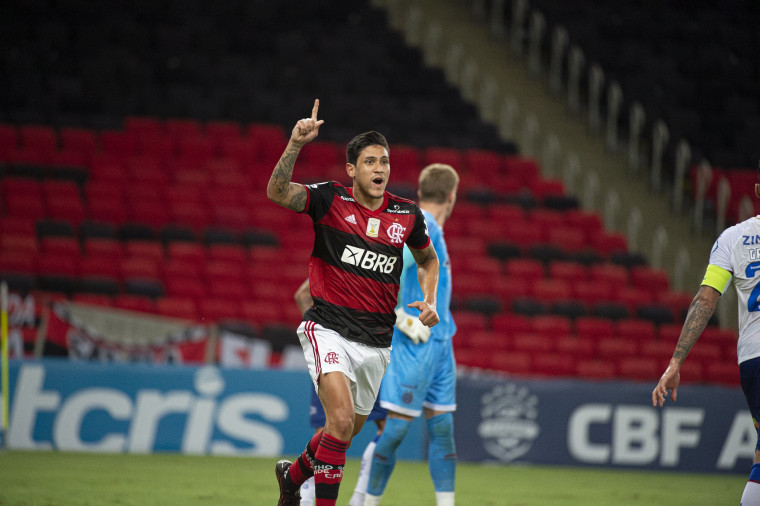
[
  {"xmin": 346, "ymin": 163, "xmax": 355, "ymax": 178},
  {"xmin": 755, "ymin": 183, "xmax": 760, "ymax": 199}
]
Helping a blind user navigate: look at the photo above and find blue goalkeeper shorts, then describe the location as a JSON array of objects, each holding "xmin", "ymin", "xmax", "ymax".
[
  {"xmin": 740, "ymin": 356, "xmax": 760, "ymax": 451},
  {"xmin": 309, "ymin": 385, "xmax": 387, "ymax": 428},
  {"xmin": 378, "ymin": 329, "xmax": 457, "ymax": 418}
]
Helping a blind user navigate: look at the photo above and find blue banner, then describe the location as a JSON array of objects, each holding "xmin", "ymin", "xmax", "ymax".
[
  {"xmin": 454, "ymin": 373, "xmax": 752, "ymax": 474},
  {"xmin": 2, "ymin": 359, "xmax": 752, "ymax": 473},
  {"xmin": 3, "ymin": 359, "xmax": 423, "ymax": 459}
]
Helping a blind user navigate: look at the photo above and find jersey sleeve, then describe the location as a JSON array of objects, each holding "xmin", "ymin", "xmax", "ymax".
[
  {"xmin": 406, "ymin": 205, "xmax": 431, "ymax": 249},
  {"xmin": 702, "ymin": 227, "xmax": 737, "ymax": 294},
  {"xmin": 302, "ymin": 181, "xmax": 335, "ymax": 221}
]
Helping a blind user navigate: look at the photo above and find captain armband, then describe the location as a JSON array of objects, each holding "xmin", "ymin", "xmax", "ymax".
[{"xmin": 701, "ymin": 264, "xmax": 732, "ymax": 294}]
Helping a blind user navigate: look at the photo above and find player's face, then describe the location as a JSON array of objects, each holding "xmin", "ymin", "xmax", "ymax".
[{"xmin": 348, "ymin": 144, "xmax": 390, "ymax": 203}]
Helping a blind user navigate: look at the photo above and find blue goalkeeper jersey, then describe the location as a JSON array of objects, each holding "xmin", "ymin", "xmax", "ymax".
[{"xmin": 397, "ymin": 209, "xmax": 456, "ymax": 342}]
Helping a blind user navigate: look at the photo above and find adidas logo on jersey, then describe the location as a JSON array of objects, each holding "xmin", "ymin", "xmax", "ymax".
[{"xmin": 344, "ymin": 214, "xmax": 357, "ymax": 225}]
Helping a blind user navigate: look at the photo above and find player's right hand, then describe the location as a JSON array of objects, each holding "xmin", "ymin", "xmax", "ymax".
[
  {"xmin": 291, "ymin": 99, "xmax": 324, "ymax": 146},
  {"xmin": 652, "ymin": 365, "xmax": 680, "ymax": 407}
]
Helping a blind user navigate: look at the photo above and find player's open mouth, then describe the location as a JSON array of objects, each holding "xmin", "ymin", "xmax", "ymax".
[{"xmin": 372, "ymin": 177, "xmax": 384, "ymax": 186}]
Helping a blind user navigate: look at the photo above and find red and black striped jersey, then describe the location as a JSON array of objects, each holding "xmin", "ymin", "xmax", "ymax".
[{"xmin": 300, "ymin": 181, "xmax": 430, "ymax": 347}]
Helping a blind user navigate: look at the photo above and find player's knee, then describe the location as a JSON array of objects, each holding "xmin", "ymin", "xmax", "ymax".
[
  {"xmin": 380, "ymin": 417, "xmax": 411, "ymax": 447},
  {"xmin": 427, "ymin": 413, "xmax": 455, "ymax": 449},
  {"xmin": 326, "ymin": 410, "xmax": 355, "ymax": 439}
]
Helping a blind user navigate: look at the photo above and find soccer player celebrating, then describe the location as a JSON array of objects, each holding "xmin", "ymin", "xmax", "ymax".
[
  {"xmin": 652, "ymin": 162, "xmax": 760, "ymax": 505},
  {"xmin": 267, "ymin": 99, "xmax": 440, "ymax": 506},
  {"xmin": 362, "ymin": 164, "xmax": 459, "ymax": 506}
]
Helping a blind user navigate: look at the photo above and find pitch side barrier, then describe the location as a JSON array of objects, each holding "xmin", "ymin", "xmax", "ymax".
[{"xmin": 0, "ymin": 359, "xmax": 750, "ymax": 473}]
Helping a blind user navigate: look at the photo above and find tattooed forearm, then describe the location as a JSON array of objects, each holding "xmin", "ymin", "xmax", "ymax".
[
  {"xmin": 672, "ymin": 297, "xmax": 715, "ymax": 363},
  {"xmin": 268, "ymin": 145, "xmax": 301, "ymax": 197}
]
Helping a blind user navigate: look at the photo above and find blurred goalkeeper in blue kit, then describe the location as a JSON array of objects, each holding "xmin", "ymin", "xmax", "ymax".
[{"xmin": 364, "ymin": 163, "xmax": 459, "ymax": 506}]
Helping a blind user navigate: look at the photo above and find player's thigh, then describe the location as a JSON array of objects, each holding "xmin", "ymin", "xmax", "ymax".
[
  {"xmin": 740, "ymin": 356, "xmax": 760, "ymax": 449},
  {"xmin": 380, "ymin": 335, "xmax": 436, "ymax": 413},
  {"xmin": 424, "ymin": 341, "xmax": 457, "ymax": 409}
]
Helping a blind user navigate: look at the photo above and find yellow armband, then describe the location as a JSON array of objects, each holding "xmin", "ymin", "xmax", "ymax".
[{"xmin": 701, "ymin": 264, "xmax": 732, "ymax": 294}]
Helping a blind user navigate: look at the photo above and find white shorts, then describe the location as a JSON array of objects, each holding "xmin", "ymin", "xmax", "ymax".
[{"xmin": 297, "ymin": 320, "xmax": 390, "ymax": 416}]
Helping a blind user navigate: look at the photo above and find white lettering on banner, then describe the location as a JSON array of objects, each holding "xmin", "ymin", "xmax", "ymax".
[
  {"xmin": 8, "ymin": 364, "xmax": 289, "ymax": 455},
  {"xmin": 567, "ymin": 404, "xmax": 611, "ymax": 463},
  {"xmin": 211, "ymin": 395, "xmax": 286, "ymax": 455},
  {"xmin": 9, "ymin": 365, "xmax": 59, "ymax": 450},
  {"xmin": 129, "ymin": 391, "xmax": 194, "ymax": 453},
  {"xmin": 54, "ymin": 389, "xmax": 132, "ymax": 452},
  {"xmin": 718, "ymin": 411, "xmax": 757, "ymax": 469},
  {"xmin": 613, "ymin": 406, "xmax": 658, "ymax": 465},
  {"xmin": 568, "ymin": 404, "xmax": 716, "ymax": 467},
  {"xmin": 661, "ymin": 409, "xmax": 703, "ymax": 466}
]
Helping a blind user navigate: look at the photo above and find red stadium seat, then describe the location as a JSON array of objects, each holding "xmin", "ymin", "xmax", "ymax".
[
  {"xmin": 576, "ymin": 359, "xmax": 616, "ymax": 380},
  {"xmin": 199, "ymin": 297, "xmax": 243, "ymax": 322},
  {"xmin": 533, "ymin": 353, "xmax": 576, "ymax": 377},
  {"xmin": 532, "ymin": 314, "xmax": 572, "ymax": 338},
  {"xmin": 491, "ymin": 313, "xmax": 532, "ymax": 335},
  {"xmin": 156, "ymin": 296, "xmax": 199, "ymax": 321},
  {"xmin": 556, "ymin": 335, "xmax": 596, "ymax": 359},
  {"xmin": 617, "ymin": 357, "xmax": 660, "ymax": 382},
  {"xmin": 597, "ymin": 338, "xmax": 638, "ymax": 359},
  {"xmin": 630, "ymin": 266, "xmax": 670, "ymax": 293},
  {"xmin": 488, "ymin": 351, "xmax": 532, "ymax": 375},
  {"xmin": 112, "ymin": 294, "xmax": 156, "ymax": 313},
  {"xmin": 548, "ymin": 261, "xmax": 588, "ymax": 284},
  {"xmin": 19, "ymin": 125, "xmax": 57, "ymax": 153},
  {"xmin": 512, "ymin": 332, "xmax": 554, "ymax": 353},
  {"xmin": 531, "ymin": 278, "xmax": 572, "ymax": 303},
  {"xmin": 468, "ymin": 330, "xmax": 510, "ymax": 351},
  {"xmin": 639, "ymin": 340, "xmax": 676, "ymax": 361},
  {"xmin": 615, "ymin": 318, "xmax": 657, "ymax": 341},
  {"xmin": 505, "ymin": 258, "xmax": 545, "ymax": 280},
  {"xmin": 704, "ymin": 362, "xmax": 740, "ymax": 386},
  {"xmin": 591, "ymin": 233, "xmax": 628, "ymax": 257},
  {"xmin": 590, "ymin": 263, "xmax": 629, "ymax": 286}
]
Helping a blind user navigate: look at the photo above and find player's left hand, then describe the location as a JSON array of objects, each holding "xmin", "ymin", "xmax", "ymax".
[{"xmin": 407, "ymin": 301, "xmax": 439, "ymax": 328}]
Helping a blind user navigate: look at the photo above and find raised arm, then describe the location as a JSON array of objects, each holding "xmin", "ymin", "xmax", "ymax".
[
  {"xmin": 407, "ymin": 243, "xmax": 440, "ymax": 328},
  {"xmin": 652, "ymin": 284, "xmax": 720, "ymax": 407},
  {"xmin": 266, "ymin": 99, "xmax": 324, "ymax": 212}
]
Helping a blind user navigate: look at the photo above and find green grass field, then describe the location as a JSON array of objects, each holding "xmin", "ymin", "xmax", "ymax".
[{"xmin": 0, "ymin": 451, "xmax": 746, "ymax": 505}]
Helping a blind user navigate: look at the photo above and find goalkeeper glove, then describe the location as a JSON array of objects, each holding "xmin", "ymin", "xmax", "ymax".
[{"xmin": 395, "ymin": 307, "xmax": 431, "ymax": 345}]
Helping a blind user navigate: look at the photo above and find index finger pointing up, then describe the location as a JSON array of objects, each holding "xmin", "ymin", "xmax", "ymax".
[{"xmin": 311, "ymin": 99, "xmax": 320, "ymax": 121}]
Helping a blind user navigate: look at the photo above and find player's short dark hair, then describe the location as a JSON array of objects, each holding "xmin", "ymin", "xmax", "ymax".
[{"xmin": 346, "ymin": 131, "xmax": 389, "ymax": 166}]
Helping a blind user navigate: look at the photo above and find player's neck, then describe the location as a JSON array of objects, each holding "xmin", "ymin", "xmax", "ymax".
[
  {"xmin": 420, "ymin": 201, "xmax": 448, "ymax": 228},
  {"xmin": 350, "ymin": 185, "xmax": 385, "ymax": 211}
]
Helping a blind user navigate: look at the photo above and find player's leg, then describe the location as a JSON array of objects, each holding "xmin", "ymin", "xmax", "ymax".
[
  {"xmin": 302, "ymin": 388, "xmax": 327, "ymax": 505},
  {"xmin": 366, "ymin": 334, "xmax": 432, "ymax": 504},
  {"xmin": 423, "ymin": 342, "xmax": 457, "ymax": 506},
  {"xmin": 313, "ymin": 369, "xmax": 358, "ymax": 506},
  {"xmin": 313, "ymin": 329, "xmax": 387, "ymax": 506},
  {"xmin": 348, "ymin": 416, "xmax": 386, "ymax": 506},
  {"xmin": 739, "ymin": 357, "xmax": 760, "ymax": 505},
  {"xmin": 278, "ymin": 322, "xmax": 357, "ymax": 505}
]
